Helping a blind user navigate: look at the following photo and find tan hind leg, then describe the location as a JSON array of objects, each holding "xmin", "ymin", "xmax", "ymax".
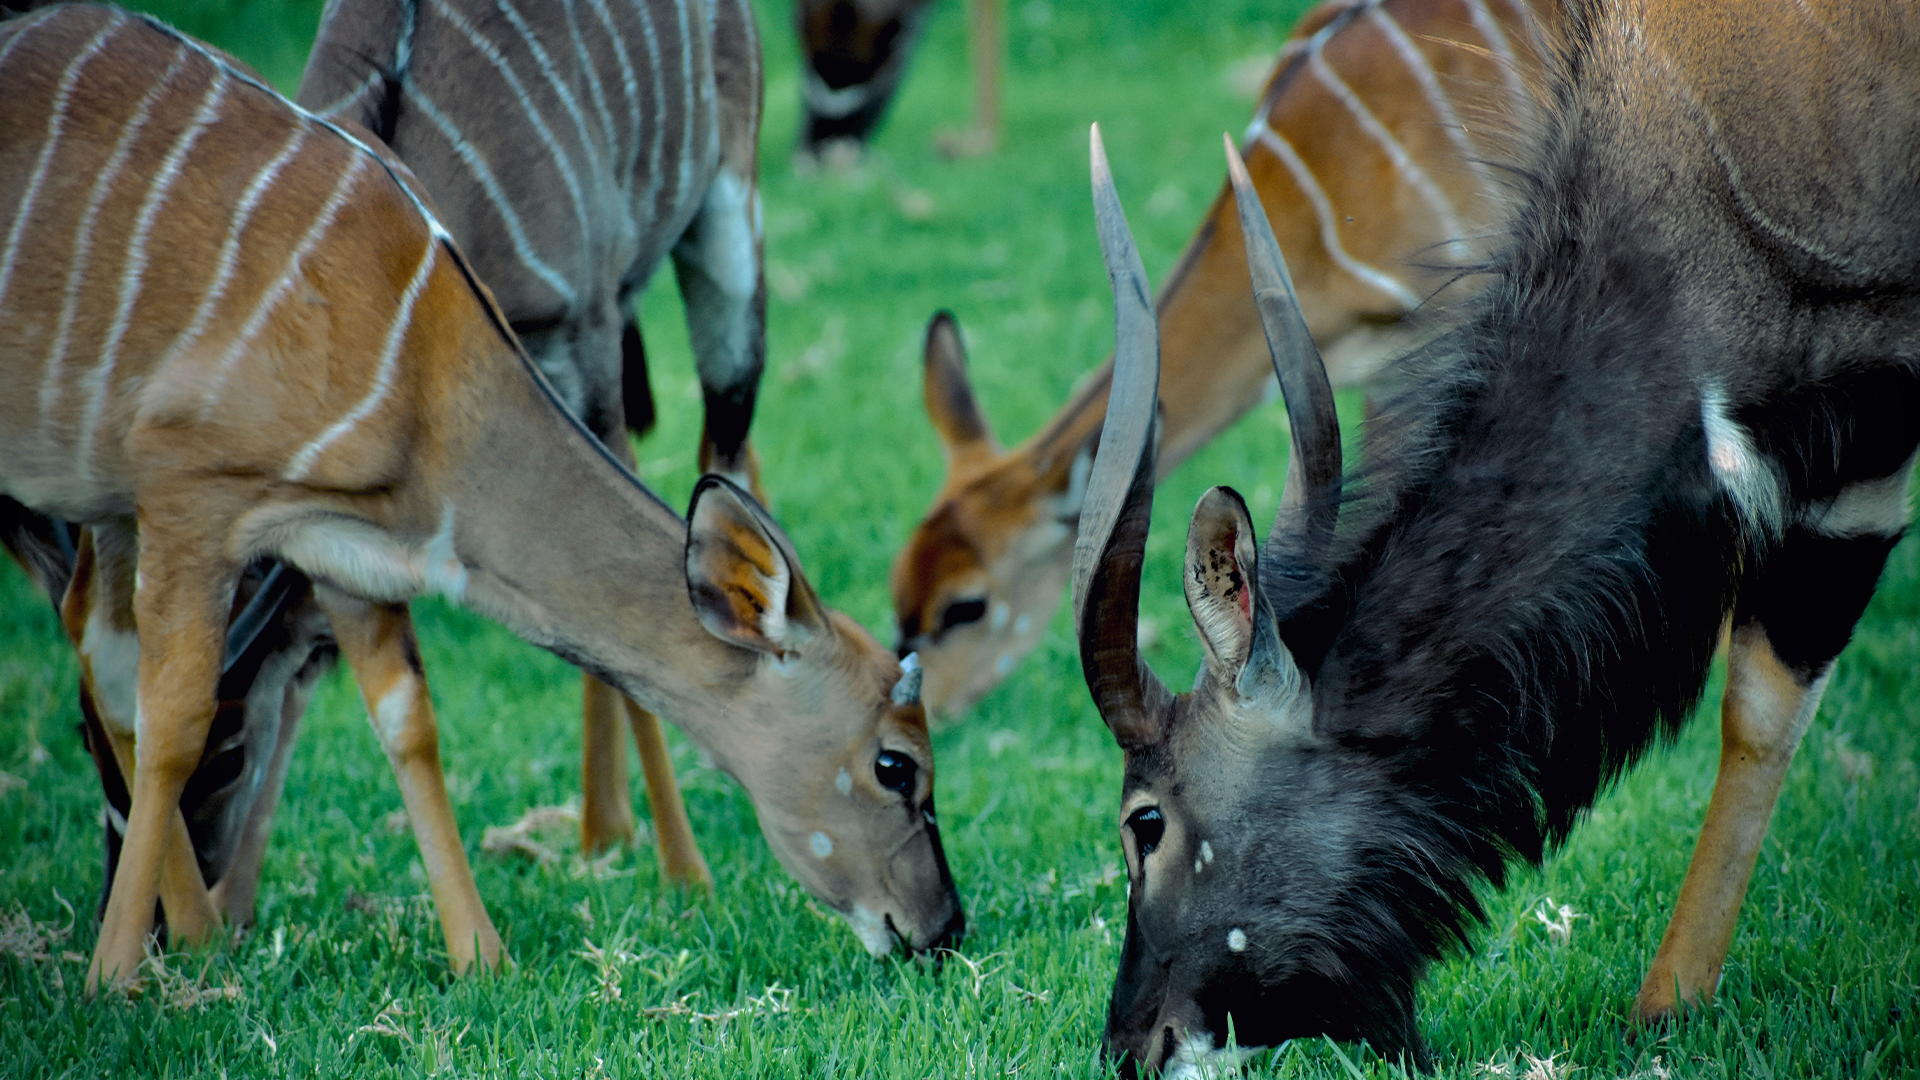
[
  {"xmin": 580, "ymin": 674, "xmax": 638, "ymax": 850},
  {"xmin": 1634, "ymin": 624, "xmax": 1825, "ymax": 1023},
  {"xmin": 624, "ymin": 697, "xmax": 713, "ymax": 889},
  {"xmin": 63, "ymin": 525, "xmax": 220, "ymax": 974},
  {"xmin": 86, "ymin": 518, "xmax": 233, "ymax": 993},
  {"xmin": 314, "ymin": 589, "xmax": 502, "ymax": 974}
]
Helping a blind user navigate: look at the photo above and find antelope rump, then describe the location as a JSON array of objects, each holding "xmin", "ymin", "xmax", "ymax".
[
  {"xmin": 1073, "ymin": 0, "xmax": 1920, "ymax": 1072},
  {"xmin": 0, "ymin": 4, "xmax": 959, "ymax": 992}
]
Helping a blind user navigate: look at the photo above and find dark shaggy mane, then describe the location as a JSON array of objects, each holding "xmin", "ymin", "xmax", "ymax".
[{"xmin": 1259, "ymin": 0, "xmax": 1749, "ymax": 970}]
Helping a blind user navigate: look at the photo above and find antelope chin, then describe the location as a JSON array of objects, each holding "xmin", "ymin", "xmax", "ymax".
[
  {"xmin": 844, "ymin": 904, "xmax": 895, "ymax": 957},
  {"xmin": 1161, "ymin": 1034, "xmax": 1259, "ymax": 1080}
]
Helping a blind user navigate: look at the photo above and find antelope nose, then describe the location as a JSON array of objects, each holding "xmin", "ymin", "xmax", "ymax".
[{"xmin": 929, "ymin": 905, "xmax": 967, "ymax": 952}]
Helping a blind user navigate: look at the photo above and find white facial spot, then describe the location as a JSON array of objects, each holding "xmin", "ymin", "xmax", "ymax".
[
  {"xmin": 1227, "ymin": 927, "xmax": 1248, "ymax": 952},
  {"xmin": 1194, "ymin": 857, "xmax": 1204, "ymax": 874},
  {"xmin": 372, "ymin": 676, "xmax": 415, "ymax": 745},
  {"xmin": 1013, "ymin": 613, "xmax": 1032, "ymax": 635},
  {"xmin": 1201, "ymin": 840, "xmax": 1215, "ymax": 864},
  {"xmin": 835, "ymin": 767, "xmax": 853, "ymax": 795},
  {"xmin": 995, "ymin": 653, "xmax": 1014, "ymax": 676},
  {"xmin": 810, "ymin": 830, "xmax": 834, "ymax": 858},
  {"xmin": 990, "ymin": 602, "xmax": 1010, "ymax": 632},
  {"xmin": 844, "ymin": 903, "xmax": 894, "ymax": 957}
]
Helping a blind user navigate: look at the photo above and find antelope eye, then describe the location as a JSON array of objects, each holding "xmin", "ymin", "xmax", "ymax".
[
  {"xmin": 1126, "ymin": 807, "xmax": 1165, "ymax": 857},
  {"xmin": 875, "ymin": 751, "xmax": 917, "ymax": 795},
  {"xmin": 938, "ymin": 597, "xmax": 989, "ymax": 633}
]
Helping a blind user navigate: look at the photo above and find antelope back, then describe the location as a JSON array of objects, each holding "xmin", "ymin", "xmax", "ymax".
[
  {"xmin": 891, "ymin": 0, "xmax": 1555, "ymax": 717},
  {"xmin": 0, "ymin": 4, "xmax": 488, "ymax": 523}
]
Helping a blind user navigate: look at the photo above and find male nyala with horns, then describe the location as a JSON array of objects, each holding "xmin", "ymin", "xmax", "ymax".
[{"xmin": 1073, "ymin": 0, "xmax": 1920, "ymax": 1071}]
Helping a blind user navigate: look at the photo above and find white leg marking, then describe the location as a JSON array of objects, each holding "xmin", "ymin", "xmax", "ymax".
[
  {"xmin": 1308, "ymin": 49, "xmax": 1467, "ymax": 244},
  {"xmin": 77, "ymin": 67, "xmax": 232, "ymax": 478},
  {"xmin": 1700, "ymin": 384, "xmax": 1786, "ymax": 537},
  {"xmin": 406, "ymin": 84, "xmax": 578, "ymax": 307},
  {"xmin": 1254, "ymin": 127, "xmax": 1422, "ymax": 309},
  {"xmin": 199, "ymin": 155, "xmax": 369, "ymax": 414},
  {"xmin": 81, "ymin": 607, "xmax": 142, "ymax": 735},
  {"xmin": 1806, "ymin": 451, "xmax": 1917, "ymax": 539},
  {"xmin": 371, "ymin": 674, "xmax": 418, "ymax": 747},
  {"xmin": 420, "ymin": 503, "xmax": 470, "ymax": 603},
  {"xmin": 0, "ymin": 15, "xmax": 126, "ymax": 314},
  {"xmin": 40, "ymin": 43, "xmax": 191, "ymax": 421},
  {"xmin": 284, "ymin": 242, "xmax": 437, "ymax": 482}
]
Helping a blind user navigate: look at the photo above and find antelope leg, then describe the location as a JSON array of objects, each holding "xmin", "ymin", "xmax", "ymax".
[
  {"xmin": 86, "ymin": 526, "xmax": 231, "ymax": 993},
  {"xmin": 1634, "ymin": 624, "xmax": 1822, "ymax": 1023},
  {"xmin": 623, "ymin": 697, "xmax": 713, "ymax": 889},
  {"xmin": 580, "ymin": 674, "xmax": 638, "ymax": 851},
  {"xmin": 315, "ymin": 591, "xmax": 502, "ymax": 974}
]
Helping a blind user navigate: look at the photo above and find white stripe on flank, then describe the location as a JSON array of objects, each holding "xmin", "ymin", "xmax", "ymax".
[
  {"xmin": 1243, "ymin": 4, "xmax": 1356, "ymax": 138},
  {"xmin": 1254, "ymin": 127, "xmax": 1422, "ymax": 309},
  {"xmin": 429, "ymin": 0, "xmax": 591, "ymax": 264},
  {"xmin": 628, "ymin": 0, "xmax": 667, "ymax": 226},
  {"xmin": 583, "ymin": 0, "xmax": 641, "ymax": 179},
  {"xmin": 199, "ymin": 155, "xmax": 368, "ymax": 411},
  {"xmin": 406, "ymin": 84, "xmax": 577, "ymax": 305},
  {"xmin": 174, "ymin": 126, "xmax": 312, "ymax": 415},
  {"xmin": 1462, "ymin": 0, "xmax": 1532, "ymax": 118},
  {"xmin": 1308, "ymin": 49, "xmax": 1467, "ymax": 244},
  {"xmin": 308, "ymin": 68, "xmax": 381, "ymax": 122},
  {"xmin": 490, "ymin": 0, "xmax": 606, "ymax": 185},
  {"xmin": 284, "ymin": 241, "xmax": 437, "ymax": 482},
  {"xmin": 39, "ymin": 44, "xmax": 191, "ymax": 422},
  {"xmin": 0, "ymin": 4, "xmax": 68, "ymax": 76},
  {"xmin": 670, "ymin": 0, "xmax": 694, "ymax": 218},
  {"xmin": 559, "ymin": 0, "xmax": 621, "ymax": 174},
  {"xmin": 0, "ymin": 14, "xmax": 125, "ymax": 315},
  {"xmin": 77, "ymin": 67, "xmax": 232, "ymax": 477},
  {"xmin": 1367, "ymin": 6, "xmax": 1493, "ymax": 202}
]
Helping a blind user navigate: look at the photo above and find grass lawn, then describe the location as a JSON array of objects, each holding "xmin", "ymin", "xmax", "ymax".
[{"xmin": 2, "ymin": 0, "xmax": 1917, "ymax": 1076}]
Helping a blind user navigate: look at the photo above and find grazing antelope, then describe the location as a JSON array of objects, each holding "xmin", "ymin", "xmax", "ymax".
[
  {"xmin": 0, "ymin": 4, "xmax": 961, "ymax": 992},
  {"xmin": 1075, "ymin": 0, "xmax": 1920, "ymax": 1067},
  {"xmin": 893, "ymin": 0, "xmax": 1555, "ymax": 716},
  {"xmin": 794, "ymin": 0, "xmax": 999, "ymax": 160}
]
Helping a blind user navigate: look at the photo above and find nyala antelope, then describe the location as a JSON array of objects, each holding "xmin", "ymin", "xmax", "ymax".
[
  {"xmin": 0, "ymin": 4, "xmax": 960, "ymax": 992},
  {"xmin": 39, "ymin": 0, "xmax": 780, "ymax": 916},
  {"xmin": 1076, "ymin": 0, "xmax": 1920, "ymax": 1068},
  {"xmin": 893, "ymin": 0, "xmax": 1556, "ymax": 716}
]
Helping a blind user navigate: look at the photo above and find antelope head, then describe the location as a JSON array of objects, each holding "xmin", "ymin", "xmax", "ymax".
[
  {"xmin": 890, "ymin": 312, "xmax": 1093, "ymax": 716},
  {"xmin": 1079, "ymin": 131, "xmax": 1429, "ymax": 1072},
  {"xmin": 683, "ymin": 477, "xmax": 963, "ymax": 954}
]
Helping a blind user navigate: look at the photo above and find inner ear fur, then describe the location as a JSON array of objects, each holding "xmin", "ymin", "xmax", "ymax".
[
  {"xmin": 685, "ymin": 476, "xmax": 827, "ymax": 657},
  {"xmin": 1184, "ymin": 486, "xmax": 1261, "ymax": 679},
  {"xmin": 923, "ymin": 311, "xmax": 999, "ymax": 467}
]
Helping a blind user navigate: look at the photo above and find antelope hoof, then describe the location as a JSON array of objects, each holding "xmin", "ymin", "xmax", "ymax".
[
  {"xmin": 1631, "ymin": 968, "xmax": 1711, "ymax": 1029},
  {"xmin": 579, "ymin": 803, "xmax": 637, "ymax": 854}
]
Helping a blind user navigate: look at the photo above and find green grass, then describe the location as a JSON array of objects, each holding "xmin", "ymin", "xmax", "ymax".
[{"xmin": 3, "ymin": 1, "xmax": 1918, "ymax": 1076}]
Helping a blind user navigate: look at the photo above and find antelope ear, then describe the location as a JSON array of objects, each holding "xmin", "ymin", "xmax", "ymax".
[
  {"xmin": 685, "ymin": 476, "xmax": 827, "ymax": 658},
  {"xmin": 923, "ymin": 311, "xmax": 999, "ymax": 468},
  {"xmin": 1184, "ymin": 487, "xmax": 1261, "ymax": 678}
]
